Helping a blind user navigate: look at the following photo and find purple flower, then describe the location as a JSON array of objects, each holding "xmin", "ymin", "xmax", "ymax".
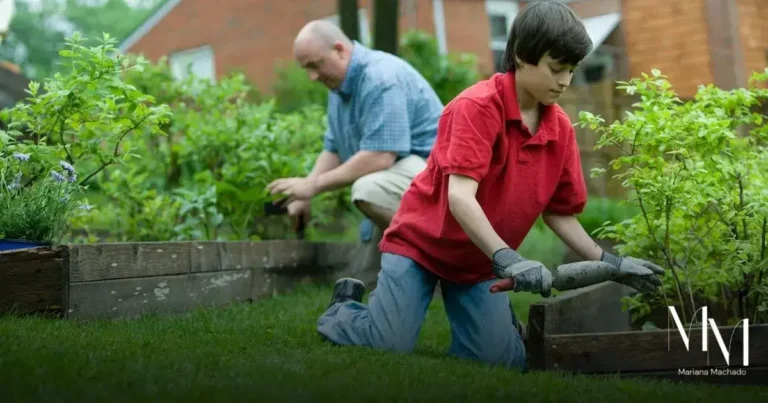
[
  {"xmin": 68, "ymin": 174, "xmax": 77, "ymax": 183},
  {"xmin": 51, "ymin": 171, "xmax": 66, "ymax": 182},
  {"xmin": 12, "ymin": 152, "xmax": 30, "ymax": 162},
  {"xmin": 78, "ymin": 202, "xmax": 93, "ymax": 211},
  {"xmin": 59, "ymin": 161, "xmax": 76, "ymax": 174}
]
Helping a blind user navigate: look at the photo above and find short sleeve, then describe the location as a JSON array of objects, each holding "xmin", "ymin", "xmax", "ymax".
[
  {"xmin": 545, "ymin": 128, "xmax": 587, "ymax": 215},
  {"xmin": 323, "ymin": 128, "xmax": 337, "ymax": 153},
  {"xmin": 435, "ymin": 99, "xmax": 501, "ymax": 182},
  {"xmin": 359, "ymin": 83, "xmax": 411, "ymax": 154}
]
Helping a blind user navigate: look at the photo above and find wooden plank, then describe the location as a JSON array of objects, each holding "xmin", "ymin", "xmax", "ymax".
[
  {"xmin": 217, "ymin": 241, "xmax": 270, "ymax": 272},
  {"xmin": 0, "ymin": 257, "xmax": 65, "ymax": 315},
  {"xmin": 67, "ymin": 269, "xmax": 253, "ymax": 320},
  {"xmin": 539, "ymin": 324, "xmax": 768, "ymax": 373},
  {"xmin": 69, "ymin": 243, "xmax": 192, "ymax": 282},
  {"xmin": 0, "ymin": 246, "xmax": 63, "ymax": 264},
  {"xmin": 189, "ymin": 241, "xmax": 224, "ymax": 272},
  {"xmin": 528, "ymin": 281, "xmax": 634, "ymax": 337}
]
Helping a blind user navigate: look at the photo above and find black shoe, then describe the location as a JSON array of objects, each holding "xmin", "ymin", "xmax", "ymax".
[{"xmin": 328, "ymin": 278, "xmax": 365, "ymax": 309}]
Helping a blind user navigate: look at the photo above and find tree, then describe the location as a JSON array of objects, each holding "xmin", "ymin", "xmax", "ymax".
[
  {"xmin": 373, "ymin": 0, "xmax": 398, "ymax": 55},
  {"xmin": 337, "ymin": 0, "xmax": 359, "ymax": 42}
]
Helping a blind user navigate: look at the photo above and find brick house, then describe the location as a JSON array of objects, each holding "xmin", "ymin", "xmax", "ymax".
[{"xmin": 119, "ymin": 0, "xmax": 768, "ymax": 99}]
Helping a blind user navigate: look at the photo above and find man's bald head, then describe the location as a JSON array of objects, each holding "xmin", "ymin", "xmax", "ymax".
[
  {"xmin": 294, "ymin": 20, "xmax": 353, "ymax": 49},
  {"xmin": 293, "ymin": 20, "xmax": 356, "ymax": 90}
]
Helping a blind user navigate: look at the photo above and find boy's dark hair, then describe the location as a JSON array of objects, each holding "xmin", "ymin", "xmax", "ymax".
[{"xmin": 502, "ymin": 1, "xmax": 593, "ymax": 71}]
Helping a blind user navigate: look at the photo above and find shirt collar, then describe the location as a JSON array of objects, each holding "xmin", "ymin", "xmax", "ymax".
[
  {"xmin": 500, "ymin": 71, "xmax": 558, "ymax": 143},
  {"xmin": 336, "ymin": 41, "xmax": 367, "ymax": 98}
]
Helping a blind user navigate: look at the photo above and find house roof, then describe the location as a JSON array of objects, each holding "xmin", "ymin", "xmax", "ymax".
[
  {"xmin": 118, "ymin": 0, "xmax": 182, "ymax": 53},
  {"xmin": 584, "ymin": 13, "xmax": 621, "ymax": 54}
]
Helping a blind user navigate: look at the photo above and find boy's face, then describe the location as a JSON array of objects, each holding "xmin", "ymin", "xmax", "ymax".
[{"xmin": 516, "ymin": 53, "xmax": 577, "ymax": 105}]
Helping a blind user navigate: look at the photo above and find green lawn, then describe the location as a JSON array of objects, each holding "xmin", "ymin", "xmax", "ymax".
[{"xmin": 0, "ymin": 285, "xmax": 763, "ymax": 402}]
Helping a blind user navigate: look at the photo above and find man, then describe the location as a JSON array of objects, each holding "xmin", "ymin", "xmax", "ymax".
[
  {"xmin": 267, "ymin": 20, "xmax": 444, "ymax": 276},
  {"xmin": 316, "ymin": 2, "xmax": 664, "ymax": 370}
]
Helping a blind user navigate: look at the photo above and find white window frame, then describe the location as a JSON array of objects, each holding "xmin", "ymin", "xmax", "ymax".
[
  {"xmin": 169, "ymin": 45, "xmax": 216, "ymax": 83},
  {"xmin": 324, "ymin": 8, "xmax": 372, "ymax": 47},
  {"xmin": 485, "ymin": 0, "xmax": 519, "ymax": 71}
]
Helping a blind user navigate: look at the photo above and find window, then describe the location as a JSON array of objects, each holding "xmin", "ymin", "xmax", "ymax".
[
  {"xmin": 485, "ymin": 1, "xmax": 519, "ymax": 72},
  {"xmin": 169, "ymin": 45, "xmax": 215, "ymax": 83},
  {"xmin": 324, "ymin": 8, "xmax": 372, "ymax": 47}
]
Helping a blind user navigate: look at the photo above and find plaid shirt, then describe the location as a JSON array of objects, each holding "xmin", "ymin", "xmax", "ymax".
[{"xmin": 323, "ymin": 42, "xmax": 444, "ymax": 163}]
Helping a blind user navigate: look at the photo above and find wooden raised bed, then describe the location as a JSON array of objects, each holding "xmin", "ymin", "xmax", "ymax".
[
  {"xmin": 526, "ymin": 282, "xmax": 768, "ymax": 386},
  {"xmin": 0, "ymin": 240, "xmax": 369, "ymax": 320}
]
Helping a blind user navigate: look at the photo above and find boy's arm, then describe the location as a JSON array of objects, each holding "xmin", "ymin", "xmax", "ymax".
[
  {"xmin": 447, "ymin": 174, "xmax": 507, "ymax": 259},
  {"xmin": 541, "ymin": 213, "xmax": 602, "ymax": 261}
]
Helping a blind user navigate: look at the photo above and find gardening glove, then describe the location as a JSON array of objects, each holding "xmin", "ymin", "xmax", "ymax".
[
  {"xmin": 490, "ymin": 248, "xmax": 553, "ymax": 297},
  {"xmin": 600, "ymin": 251, "xmax": 665, "ymax": 295}
]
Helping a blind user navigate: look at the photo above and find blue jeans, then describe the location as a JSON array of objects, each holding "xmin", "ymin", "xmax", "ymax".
[{"xmin": 317, "ymin": 253, "xmax": 527, "ymax": 370}]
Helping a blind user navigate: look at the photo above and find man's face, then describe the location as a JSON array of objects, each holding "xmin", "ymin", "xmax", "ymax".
[
  {"xmin": 294, "ymin": 39, "xmax": 349, "ymax": 90},
  {"xmin": 516, "ymin": 53, "xmax": 577, "ymax": 105}
]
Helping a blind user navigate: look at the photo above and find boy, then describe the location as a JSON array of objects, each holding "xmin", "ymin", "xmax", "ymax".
[{"xmin": 316, "ymin": 1, "xmax": 663, "ymax": 369}]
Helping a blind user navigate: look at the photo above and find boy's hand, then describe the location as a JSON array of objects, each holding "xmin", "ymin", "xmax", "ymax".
[
  {"xmin": 490, "ymin": 248, "xmax": 553, "ymax": 297},
  {"xmin": 600, "ymin": 251, "xmax": 665, "ymax": 295}
]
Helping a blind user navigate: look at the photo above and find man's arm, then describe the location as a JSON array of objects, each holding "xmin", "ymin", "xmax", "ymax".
[
  {"xmin": 447, "ymin": 174, "xmax": 507, "ymax": 259},
  {"xmin": 542, "ymin": 213, "xmax": 602, "ymax": 261},
  {"xmin": 307, "ymin": 150, "xmax": 342, "ymax": 180},
  {"xmin": 312, "ymin": 151, "xmax": 396, "ymax": 194}
]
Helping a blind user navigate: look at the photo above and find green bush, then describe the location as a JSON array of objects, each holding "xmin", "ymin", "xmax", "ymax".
[
  {"xmin": 580, "ymin": 68, "xmax": 768, "ymax": 325},
  {"xmin": 0, "ymin": 32, "xmax": 170, "ymax": 244},
  {"xmin": 399, "ymin": 30, "xmax": 480, "ymax": 104},
  {"xmin": 271, "ymin": 61, "xmax": 329, "ymax": 113},
  {"xmin": 577, "ymin": 196, "xmax": 640, "ymax": 237},
  {"xmin": 68, "ymin": 54, "xmax": 351, "ymax": 243}
]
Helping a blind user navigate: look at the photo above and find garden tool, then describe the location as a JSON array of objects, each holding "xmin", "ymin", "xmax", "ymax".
[
  {"xmin": 264, "ymin": 198, "xmax": 306, "ymax": 240},
  {"xmin": 495, "ymin": 260, "xmax": 663, "ymax": 297}
]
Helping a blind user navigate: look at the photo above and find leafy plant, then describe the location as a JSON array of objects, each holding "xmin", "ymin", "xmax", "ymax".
[
  {"xmin": 0, "ymin": 32, "xmax": 170, "ymax": 243},
  {"xmin": 399, "ymin": 30, "xmax": 480, "ymax": 104},
  {"xmin": 580, "ymin": 68, "xmax": 768, "ymax": 326},
  {"xmin": 72, "ymin": 60, "xmax": 352, "ymax": 243},
  {"xmin": 0, "ymin": 154, "xmax": 89, "ymax": 242}
]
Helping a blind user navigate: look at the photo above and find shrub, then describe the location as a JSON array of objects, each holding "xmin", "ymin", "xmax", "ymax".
[
  {"xmin": 71, "ymin": 59, "xmax": 351, "ymax": 243},
  {"xmin": 399, "ymin": 30, "xmax": 480, "ymax": 104},
  {"xmin": 0, "ymin": 32, "xmax": 170, "ymax": 244},
  {"xmin": 580, "ymin": 68, "xmax": 768, "ymax": 326}
]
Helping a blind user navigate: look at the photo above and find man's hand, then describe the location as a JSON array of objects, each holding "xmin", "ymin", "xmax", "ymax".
[
  {"xmin": 600, "ymin": 251, "xmax": 665, "ymax": 294},
  {"xmin": 490, "ymin": 248, "xmax": 553, "ymax": 297},
  {"xmin": 266, "ymin": 177, "xmax": 318, "ymax": 203},
  {"xmin": 287, "ymin": 200, "xmax": 310, "ymax": 231}
]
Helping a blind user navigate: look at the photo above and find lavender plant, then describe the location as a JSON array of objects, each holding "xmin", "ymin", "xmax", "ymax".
[{"xmin": 0, "ymin": 154, "xmax": 90, "ymax": 242}]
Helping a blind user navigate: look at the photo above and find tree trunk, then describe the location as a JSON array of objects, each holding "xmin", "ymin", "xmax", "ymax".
[
  {"xmin": 373, "ymin": 0, "xmax": 399, "ymax": 55},
  {"xmin": 338, "ymin": 0, "xmax": 360, "ymax": 42}
]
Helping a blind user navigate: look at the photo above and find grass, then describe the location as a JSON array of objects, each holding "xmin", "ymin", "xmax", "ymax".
[{"xmin": 0, "ymin": 284, "xmax": 764, "ymax": 402}]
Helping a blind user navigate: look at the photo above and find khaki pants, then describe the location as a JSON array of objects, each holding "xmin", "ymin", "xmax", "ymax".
[{"xmin": 344, "ymin": 155, "xmax": 427, "ymax": 279}]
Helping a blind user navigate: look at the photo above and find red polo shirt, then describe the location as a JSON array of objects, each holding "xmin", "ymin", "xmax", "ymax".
[{"xmin": 379, "ymin": 72, "xmax": 587, "ymax": 284}]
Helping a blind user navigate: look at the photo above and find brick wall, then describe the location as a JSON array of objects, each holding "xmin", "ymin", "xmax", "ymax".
[
  {"xmin": 621, "ymin": 0, "xmax": 712, "ymax": 98},
  {"xmin": 443, "ymin": 0, "xmax": 493, "ymax": 75},
  {"xmin": 126, "ymin": 0, "xmax": 438, "ymax": 94},
  {"xmin": 736, "ymin": 0, "xmax": 768, "ymax": 84}
]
